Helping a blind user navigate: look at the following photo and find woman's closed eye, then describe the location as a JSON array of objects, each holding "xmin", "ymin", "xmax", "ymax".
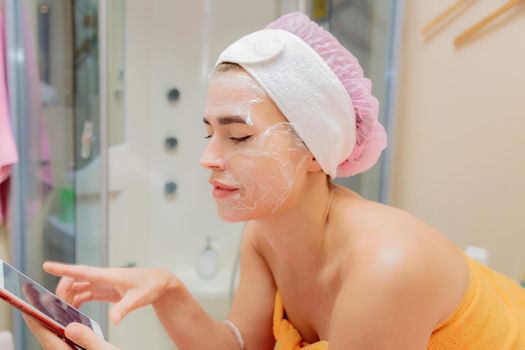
[
  {"xmin": 230, "ymin": 135, "xmax": 252, "ymax": 143},
  {"xmin": 204, "ymin": 135, "xmax": 253, "ymax": 143}
]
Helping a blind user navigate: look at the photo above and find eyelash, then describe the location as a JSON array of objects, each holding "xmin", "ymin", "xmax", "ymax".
[{"xmin": 204, "ymin": 135, "xmax": 253, "ymax": 143}]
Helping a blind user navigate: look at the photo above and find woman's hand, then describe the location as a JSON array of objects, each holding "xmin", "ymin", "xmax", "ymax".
[
  {"xmin": 45, "ymin": 262, "xmax": 178, "ymax": 325},
  {"xmin": 24, "ymin": 315, "xmax": 118, "ymax": 350}
]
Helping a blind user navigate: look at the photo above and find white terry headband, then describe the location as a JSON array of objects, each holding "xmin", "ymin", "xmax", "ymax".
[{"xmin": 214, "ymin": 29, "xmax": 356, "ymax": 179}]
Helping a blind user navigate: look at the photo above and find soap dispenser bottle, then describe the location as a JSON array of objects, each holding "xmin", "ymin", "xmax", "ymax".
[{"xmin": 197, "ymin": 236, "xmax": 218, "ymax": 279}]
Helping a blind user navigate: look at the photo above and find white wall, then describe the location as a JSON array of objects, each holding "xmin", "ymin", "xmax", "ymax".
[{"xmin": 107, "ymin": 1, "xmax": 278, "ymax": 348}]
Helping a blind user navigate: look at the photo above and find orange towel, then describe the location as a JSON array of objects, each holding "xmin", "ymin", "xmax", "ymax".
[
  {"xmin": 429, "ymin": 256, "xmax": 525, "ymax": 349},
  {"xmin": 273, "ymin": 290, "xmax": 328, "ymax": 350},
  {"xmin": 273, "ymin": 256, "xmax": 525, "ymax": 349}
]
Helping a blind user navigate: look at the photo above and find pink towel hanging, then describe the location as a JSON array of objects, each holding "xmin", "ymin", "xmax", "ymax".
[{"xmin": 0, "ymin": 11, "xmax": 18, "ymax": 225}]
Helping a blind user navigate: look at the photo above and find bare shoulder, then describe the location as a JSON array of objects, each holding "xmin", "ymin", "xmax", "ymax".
[
  {"xmin": 329, "ymin": 248, "xmax": 443, "ymax": 349},
  {"xmin": 328, "ymin": 186, "xmax": 469, "ymax": 345},
  {"xmin": 332, "ymin": 186, "xmax": 467, "ymax": 289}
]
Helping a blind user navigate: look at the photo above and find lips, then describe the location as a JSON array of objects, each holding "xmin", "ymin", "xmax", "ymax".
[
  {"xmin": 209, "ymin": 179, "xmax": 239, "ymax": 199},
  {"xmin": 209, "ymin": 179, "xmax": 238, "ymax": 190}
]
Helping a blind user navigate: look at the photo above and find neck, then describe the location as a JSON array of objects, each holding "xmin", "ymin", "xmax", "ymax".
[{"xmin": 252, "ymin": 173, "xmax": 335, "ymax": 272}]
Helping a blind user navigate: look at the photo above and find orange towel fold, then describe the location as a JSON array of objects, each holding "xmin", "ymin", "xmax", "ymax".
[
  {"xmin": 429, "ymin": 256, "xmax": 525, "ymax": 349},
  {"xmin": 273, "ymin": 290, "xmax": 329, "ymax": 350}
]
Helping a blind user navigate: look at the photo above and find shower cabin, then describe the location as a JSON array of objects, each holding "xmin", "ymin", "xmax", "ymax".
[
  {"xmin": 5, "ymin": 0, "xmax": 113, "ymax": 349},
  {"xmin": 4, "ymin": 0, "xmax": 402, "ymax": 348}
]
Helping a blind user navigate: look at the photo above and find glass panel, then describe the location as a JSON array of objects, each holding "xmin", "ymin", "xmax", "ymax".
[
  {"xmin": 72, "ymin": 0, "xmax": 106, "ymax": 335},
  {"xmin": 5, "ymin": 1, "xmax": 106, "ymax": 348},
  {"xmin": 307, "ymin": 0, "xmax": 400, "ymax": 202},
  {"xmin": 108, "ymin": 0, "xmax": 126, "ymax": 146}
]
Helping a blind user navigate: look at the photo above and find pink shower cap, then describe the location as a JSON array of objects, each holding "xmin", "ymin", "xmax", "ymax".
[{"xmin": 266, "ymin": 12, "xmax": 387, "ymax": 177}]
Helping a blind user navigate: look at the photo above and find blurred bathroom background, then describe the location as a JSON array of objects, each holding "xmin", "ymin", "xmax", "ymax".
[{"xmin": 0, "ymin": 0, "xmax": 523, "ymax": 349}]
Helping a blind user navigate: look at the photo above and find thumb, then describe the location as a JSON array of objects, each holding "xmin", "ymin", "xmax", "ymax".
[
  {"xmin": 65, "ymin": 323, "xmax": 115, "ymax": 350},
  {"xmin": 109, "ymin": 291, "xmax": 142, "ymax": 325}
]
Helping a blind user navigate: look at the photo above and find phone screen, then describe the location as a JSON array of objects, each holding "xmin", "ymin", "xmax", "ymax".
[{"xmin": 2, "ymin": 262, "xmax": 93, "ymax": 329}]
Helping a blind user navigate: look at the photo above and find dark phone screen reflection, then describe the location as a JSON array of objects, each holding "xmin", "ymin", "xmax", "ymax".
[{"xmin": 3, "ymin": 263, "xmax": 92, "ymax": 329}]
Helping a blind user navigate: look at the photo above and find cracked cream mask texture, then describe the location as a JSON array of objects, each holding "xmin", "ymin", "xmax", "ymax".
[{"xmin": 201, "ymin": 70, "xmax": 310, "ymax": 222}]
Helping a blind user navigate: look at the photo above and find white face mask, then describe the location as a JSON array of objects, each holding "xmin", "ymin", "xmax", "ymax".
[{"xmin": 201, "ymin": 70, "xmax": 310, "ymax": 222}]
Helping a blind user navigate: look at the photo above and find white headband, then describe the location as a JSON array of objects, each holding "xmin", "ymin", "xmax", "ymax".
[{"xmin": 214, "ymin": 29, "xmax": 356, "ymax": 179}]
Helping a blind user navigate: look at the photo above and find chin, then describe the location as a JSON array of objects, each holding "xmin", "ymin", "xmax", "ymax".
[
  {"xmin": 217, "ymin": 209, "xmax": 254, "ymax": 223},
  {"xmin": 216, "ymin": 206, "xmax": 270, "ymax": 223}
]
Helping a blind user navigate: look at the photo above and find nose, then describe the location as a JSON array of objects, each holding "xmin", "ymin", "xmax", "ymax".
[{"xmin": 200, "ymin": 140, "xmax": 226, "ymax": 171}]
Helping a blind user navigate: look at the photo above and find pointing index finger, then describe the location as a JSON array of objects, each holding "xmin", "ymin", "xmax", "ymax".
[{"xmin": 43, "ymin": 262, "xmax": 114, "ymax": 285}]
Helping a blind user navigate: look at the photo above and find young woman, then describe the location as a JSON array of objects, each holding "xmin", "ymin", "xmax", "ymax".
[{"xmin": 27, "ymin": 12, "xmax": 525, "ymax": 350}]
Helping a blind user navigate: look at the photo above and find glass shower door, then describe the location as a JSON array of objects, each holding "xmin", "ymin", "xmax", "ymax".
[
  {"xmin": 304, "ymin": 0, "xmax": 403, "ymax": 203},
  {"xmin": 5, "ymin": 1, "xmax": 107, "ymax": 349}
]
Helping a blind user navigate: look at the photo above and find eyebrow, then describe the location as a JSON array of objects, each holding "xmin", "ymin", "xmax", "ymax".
[{"xmin": 203, "ymin": 116, "xmax": 248, "ymax": 126}]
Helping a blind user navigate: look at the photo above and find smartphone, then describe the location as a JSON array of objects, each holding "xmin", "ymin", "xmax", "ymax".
[{"xmin": 0, "ymin": 258, "xmax": 104, "ymax": 349}]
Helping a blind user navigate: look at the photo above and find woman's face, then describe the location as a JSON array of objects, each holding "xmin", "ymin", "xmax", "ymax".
[{"xmin": 200, "ymin": 69, "xmax": 310, "ymax": 222}]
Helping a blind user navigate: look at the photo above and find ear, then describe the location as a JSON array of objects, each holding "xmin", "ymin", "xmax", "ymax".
[{"xmin": 306, "ymin": 155, "xmax": 323, "ymax": 174}]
